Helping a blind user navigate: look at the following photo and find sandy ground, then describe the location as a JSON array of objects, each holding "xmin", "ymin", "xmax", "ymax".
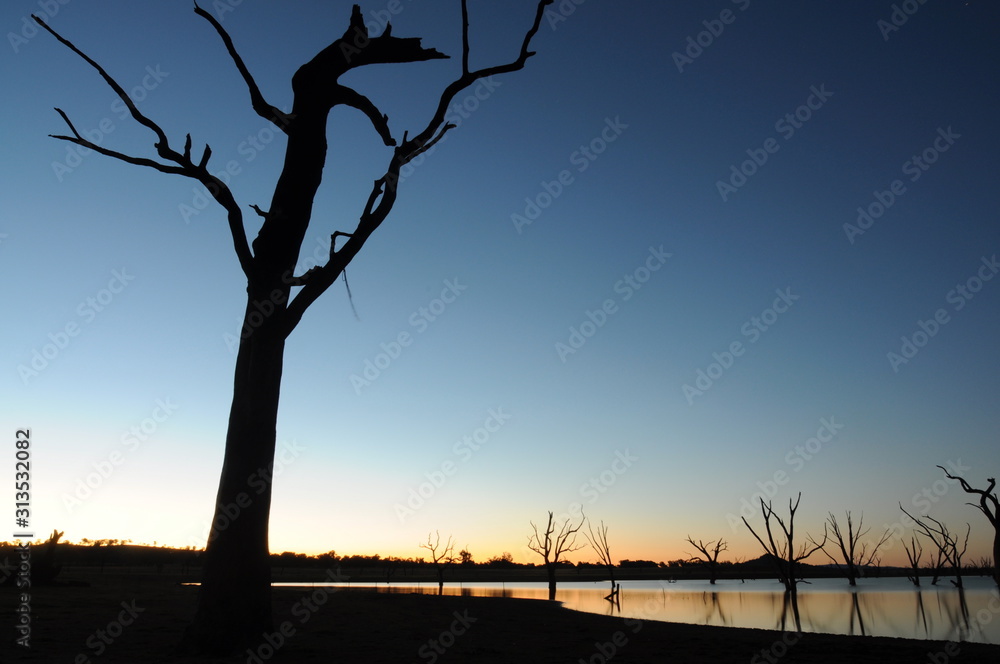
[{"xmin": 2, "ymin": 577, "xmax": 999, "ymax": 663}]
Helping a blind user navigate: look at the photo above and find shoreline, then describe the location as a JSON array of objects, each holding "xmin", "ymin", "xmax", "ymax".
[{"xmin": 3, "ymin": 578, "xmax": 1000, "ymax": 663}]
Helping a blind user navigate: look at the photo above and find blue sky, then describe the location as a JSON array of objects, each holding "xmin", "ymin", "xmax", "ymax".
[{"xmin": 2, "ymin": 0, "xmax": 999, "ymax": 566}]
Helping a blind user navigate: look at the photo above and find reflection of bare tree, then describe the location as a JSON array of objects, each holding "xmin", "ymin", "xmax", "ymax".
[
  {"xmin": 848, "ymin": 593, "xmax": 867, "ymax": 636},
  {"xmin": 900, "ymin": 505, "xmax": 970, "ymax": 588},
  {"xmin": 938, "ymin": 466, "xmax": 1000, "ymax": 589},
  {"xmin": 815, "ymin": 512, "xmax": 891, "ymax": 586},
  {"xmin": 776, "ymin": 590, "xmax": 803, "ymax": 633},
  {"xmin": 697, "ymin": 591, "xmax": 729, "ymax": 626},
  {"xmin": 914, "ymin": 589, "xmax": 929, "ymax": 636},
  {"xmin": 939, "ymin": 586, "xmax": 972, "ymax": 641}
]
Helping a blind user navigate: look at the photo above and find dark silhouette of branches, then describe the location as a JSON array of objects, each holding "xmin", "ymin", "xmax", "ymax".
[
  {"xmin": 419, "ymin": 531, "xmax": 455, "ymax": 594},
  {"xmin": 742, "ymin": 493, "xmax": 827, "ymax": 594},
  {"xmin": 585, "ymin": 520, "xmax": 619, "ymax": 603},
  {"xmin": 528, "ymin": 510, "xmax": 586, "ymax": 600},
  {"xmin": 938, "ymin": 466, "xmax": 999, "ymax": 588},
  {"xmin": 36, "ymin": 1, "xmax": 556, "ymax": 653},
  {"xmin": 902, "ymin": 536, "xmax": 923, "ymax": 586},
  {"xmin": 684, "ymin": 536, "xmax": 727, "ymax": 585},
  {"xmin": 814, "ymin": 512, "xmax": 891, "ymax": 586},
  {"xmin": 900, "ymin": 504, "xmax": 970, "ymax": 588}
]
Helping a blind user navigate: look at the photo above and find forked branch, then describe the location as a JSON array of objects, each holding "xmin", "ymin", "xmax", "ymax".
[{"xmin": 34, "ymin": 13, "xmax": 256, "ymax": 281}]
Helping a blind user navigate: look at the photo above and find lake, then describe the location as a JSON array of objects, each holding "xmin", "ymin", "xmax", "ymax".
[{"xmin": 275, "ymin": 576, "xmax": 1000, "ymax": 644}]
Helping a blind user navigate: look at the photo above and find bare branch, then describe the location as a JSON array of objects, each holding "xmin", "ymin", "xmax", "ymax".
[
  {"xmin": 334, "ymin": 85, "xmax": 396, "ymax": 146},
  {"xmin": 938, "ymin": 465, "xmax": 999, "ymax": 527},
  {"xmin": 193, "ymin": 2, "xmax": 292, "ymax": 131},
  {"xmin": 36, "ymin": 15, "xmax": 257, "ymax": 282},
  {"xmin": 33, "ymin": 14, "xmax": 170, "ymax": 149}
]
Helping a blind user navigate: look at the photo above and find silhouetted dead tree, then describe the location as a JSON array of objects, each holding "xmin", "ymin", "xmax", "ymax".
[
  {"xmin": 419, "ymin": 531, "xmax": 455, "ymax": 595},
  {"xmin": 742, "ymin": 493, "xmax": 827, "ymax": 593},
  {"xmin": 585, "ymin": 520, "xmax": 618, "ymax": 603},
  {"xmin": 35, "ymin": 0, "xmax": 554, "ymax": 653},
  {"xmin": 815, "ymin": 512, "xmax": 891, "ymax": 586},
  {"xmin": 902, "ymin": 536, "xmax": 923, "ymax": 587},
  {"xmin": 900, "ymin": 504, "xmax": 970, "ymax": 589},
  {"xmin": 938, "ymin": 466, "xmax": 999, "ymax": 588},
  {"xmin": 528, "ymin": 510, "xmax": 586, "ymax": 600},
  {"xmin": 684, "ymin": 536, "xmax": 727, "ymax": 585}
]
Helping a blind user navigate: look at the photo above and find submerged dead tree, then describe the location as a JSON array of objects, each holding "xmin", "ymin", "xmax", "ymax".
[
  {"xmin": 900, "ymin": 505, "xmax": 971, "ymax": 589},
  {"xmin": 36, "ymin": 1, "xmax": 554, "ymax": 653},
  {"xmin": 816, "ymin": 512, "xmax": 891, "ymax": 586},
  {"xmin": 585, "ymin": 520, "xmax": 619, "ymax": 603},
  {"xmin": 742, "ymin": 493, "xmax": 827, "ymax": 593},
  {"xmin": 902, "ymin": 536, "xmax": 923, "ymax": 587},
  {"xmin": 419, "ymin": 531, "xmax": 456, "ymax": 595},
  {"xmin": 684, "ymin": 536, "xmax": 727, "ymax": 585},
  {"xmin": 527, "ymin": 510, "xmax": 586, "ymax": 600},
  {"xmin": 938, "ymin": 466, "xmax": 999, "ymax": 588}
]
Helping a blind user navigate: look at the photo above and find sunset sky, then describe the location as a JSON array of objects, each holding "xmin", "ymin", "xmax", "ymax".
[{"xmin": 2, "ymin": 1, "xmax": 999, "ymax": 568}]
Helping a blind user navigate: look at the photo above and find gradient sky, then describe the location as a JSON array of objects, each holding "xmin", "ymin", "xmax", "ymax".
[{"xmin": 2, "ymin": 1, "xmax": 999, "ymax": 568}]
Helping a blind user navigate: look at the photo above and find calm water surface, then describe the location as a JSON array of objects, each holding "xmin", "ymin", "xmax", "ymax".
[{"xmin": 277, "ymin": 577, "xmax": 1000, "ymax": 644}]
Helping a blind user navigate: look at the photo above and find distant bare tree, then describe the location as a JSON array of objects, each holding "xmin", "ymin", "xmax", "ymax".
[
  {"xmin": 814, "ymin": 512, "xmax": 891, "ymax": 586},
  {"xmin": 742, "ymin": 493, "xmax": 827, "ymax": 593},
  {"xmin": 902, "ymin": 536, "xmax": 923, "ymax": 587},
  {"xmin": 528, "ymin": 510, "xmax": 586, "ymax": 600},
  {"xmin": 419, "ymin": 531, "xmax": 455, "ymax": 594},
  {"xmin": 900, "ymin": 505, "xmax": 970, "ymax": 589},
  {"xmin": 585, "ymin": 520, "xmax": 619, "ymax": 603},
  {"xmin": 938, "ymin": 466, "xmax": 999, "ymax": 588},
  {"xmin": 684, "ymin": 536, "xmax": 727, "ymax": 585}
]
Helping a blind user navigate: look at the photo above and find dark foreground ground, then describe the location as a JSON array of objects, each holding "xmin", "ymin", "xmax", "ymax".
[{"xmin": 3, "ymin": 574, "xmax": 999, "ymax": 663}]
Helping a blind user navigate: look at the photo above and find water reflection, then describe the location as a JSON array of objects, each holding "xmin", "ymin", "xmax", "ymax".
[{"xmin": 279, "ymin": 577, "xmax": 1000, "ymax": 643}]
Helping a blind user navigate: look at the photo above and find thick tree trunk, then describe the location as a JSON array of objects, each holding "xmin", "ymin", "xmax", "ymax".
[
  {"xmin": 546, "ymin": 564, "xmax": 556, "ymax": 600},
  {"xmin": 993, "ymin": 531, "xmax": 1000, "ymax": 589},
  {"xmin": 183, "ymin": 292, "xmax": 286, "ymax": 653}
]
